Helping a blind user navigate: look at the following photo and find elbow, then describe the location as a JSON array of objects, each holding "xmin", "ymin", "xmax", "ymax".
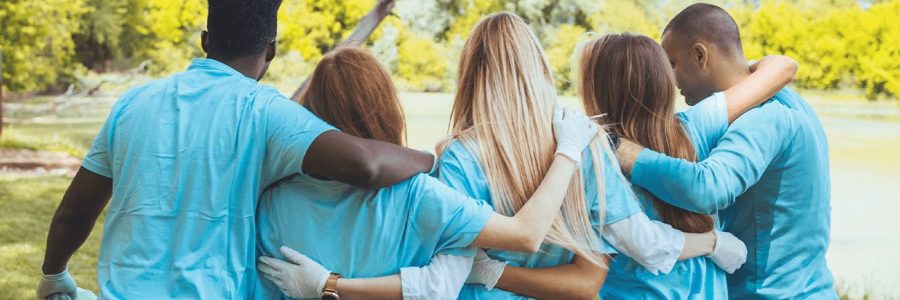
[
  {"xmin": 344, "ymin": 146, "xmax": 381, "ymax": 189},
  {"xmin": 510, "ymin": 232, "xmax": 543, "ymax": 253},
  {"xmin": 780, "ymin": 56, "xmax": 800, "ymax": 85}
]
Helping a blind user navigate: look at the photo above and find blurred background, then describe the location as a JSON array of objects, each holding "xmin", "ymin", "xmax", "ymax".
[{"xmin": 1, "ymin": 0, "xmax": 898, "ymax": 299}]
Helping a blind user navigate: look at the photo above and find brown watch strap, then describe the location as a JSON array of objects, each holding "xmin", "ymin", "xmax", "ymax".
[{"xmin": 323, "ymin": 272, "xmax": 341, "ymax": 294}]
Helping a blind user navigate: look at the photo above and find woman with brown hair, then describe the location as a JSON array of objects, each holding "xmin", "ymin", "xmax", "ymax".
[
  {"xmin": 578, "ymin": 33, "xmax": 798, "ymax": 299},
  {"xmin": 254, "ymin": 46, "xmax": 605, "ymax": 299}
]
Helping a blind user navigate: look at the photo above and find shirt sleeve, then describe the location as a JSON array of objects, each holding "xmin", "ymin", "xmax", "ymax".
[
  {"xmin": 583, "ymin": 141, "xmax": 641, "ymax": 254},
  {"xmin": 602, "ymin": 213, "xmax": 685, "ymax": 275},
  {"xmin": 410, "ymin": 174, "xmax": 494, "ymax": 256},
  {"xmin": 82, "ymin": 89, "xmax": 138, "ymax": 178},
  {"xmin": 399, "ymin": 254, "xmax": 472, "ymax": 300},
  {"xmin": 631, "ymin": 100, "xmax": 792, "ymax": 214},
  {"xmin": 677, "ymin": 92, "xmax": 729, "ymax": 155},
  {"xmin": 261, "ymin": 94, "xmax": 336, "ymax": 186}
]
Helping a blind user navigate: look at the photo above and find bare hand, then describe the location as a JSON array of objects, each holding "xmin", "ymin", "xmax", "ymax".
[{"xmin": 615, "ymin": 138, "xmax": 645, "ymax": 177}]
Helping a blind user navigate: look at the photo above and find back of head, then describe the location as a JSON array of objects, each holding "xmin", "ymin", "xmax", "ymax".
[
  {"xmin": 445, "ymin": 12, "xmax": 608, "ymax": 267},
  {"xmin": 207, "ymin": 0, "xmax": 282, "ymax": 60},
  {"xmin": 579, "ymin": 33, "xmax": 714, "ymax": 233},
  {"xmin": 300, "ymin": 47, "xmax": 406, "ymax": 146},
  {"xmin": 663, "ymin": 3, "xmax": 743, "ymax": 57}
]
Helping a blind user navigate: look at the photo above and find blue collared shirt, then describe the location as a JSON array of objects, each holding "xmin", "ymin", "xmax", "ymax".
[
  {"xmin": 631, "ymin": 88, "xmax": 836, "ymax": 299},
  {"xmin": 82, "ymin": 58, "xmax": 335, "ymax": 299}
]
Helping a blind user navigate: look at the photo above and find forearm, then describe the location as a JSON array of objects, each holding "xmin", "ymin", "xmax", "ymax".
[
  {"xmin": 630, "ymin": 149, "xmax": 736, "ymax": 214},
  {"xmin": 337, "ymin": 275, "xmax": 403, "ymax": 300},
  {"xmin": 470, "ymin": 155, "xmax": 577, "ymax": 252},
  {"xmin": 495, "ymin": 257, "xmax": 605, "ymax": 300},
  {"xmin": 303, "ymin": 131, "xmax": 434, "ymax": 189},
  {"xmin": 678, "ymin": 232, "xmax": 716, "ymax": 260},
  {"xmin": 42, "ymin": 168, "xmax": 111, "ymax": 274},
  {"xmin": 725, "ymin": 55, "xmax": 798, "ymax": 123},
  {"xmin": 603, "ymin": 213, "xmax": 684, "ymax": 274}
]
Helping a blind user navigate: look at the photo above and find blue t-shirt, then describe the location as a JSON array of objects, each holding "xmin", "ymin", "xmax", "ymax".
[
  {"xmin": 602, "ymin": 92, "xmax": 729, "ymax": 300},
  {"xmin": 255, "ymin": 173, "xmax": 494, "ymax": 299},
  {"xmin": 632, "ymin": 88, "xmax": 835, "ymax": 299},
  {"xmin": 439, "ymin": 138, "xmax": 641, "ymax": 300},
  {"xmin": 82, "ymin": 58, "xmax": 335, "ymax": 299}
]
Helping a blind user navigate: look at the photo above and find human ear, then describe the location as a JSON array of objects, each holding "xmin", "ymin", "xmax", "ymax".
[
  {"xmin": 692, "ymin": 42, "xmax": 709, "ymax": 70},
  {"xmin": 265, "ymin": 40, "xmax": 276, "ymax": 62},
  {"xmin": 201, "ymin": 30, "xmax": 209, "ymax": 53}
]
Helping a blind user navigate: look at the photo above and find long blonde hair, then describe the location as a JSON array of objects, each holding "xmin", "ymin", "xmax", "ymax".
[{"xmin": 438, "ymin": 12, "xmax": 613, "ymax": 267}]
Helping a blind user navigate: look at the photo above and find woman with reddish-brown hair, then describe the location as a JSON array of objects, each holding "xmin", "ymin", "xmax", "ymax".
[{"xmin": 253, "ymin": 46, "xmax": 605, "ymax": 299}]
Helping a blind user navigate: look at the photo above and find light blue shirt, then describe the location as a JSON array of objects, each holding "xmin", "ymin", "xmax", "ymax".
[
  {"xmin": 439, "ymin": 139, "xmax": 641, "ymax": 300},
  {"xmin": 602, "ymin": 93, "xmax": 729, "ymax": 300},
  {"xmin": 631, "ymin": 88, "xmax": 836, "ymax": 299},
  {"xmin": 81, "ymin": 58, "xmax": 335, "ymax": 299},
  {"xmin": 255, "ymin": 173, "xmax": 494, "ymax": 299}
]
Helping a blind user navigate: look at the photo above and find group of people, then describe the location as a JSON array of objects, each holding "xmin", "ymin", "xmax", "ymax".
[{"xmin": 35, "ymin": 0, "xmax": 834, "ymax": 299}]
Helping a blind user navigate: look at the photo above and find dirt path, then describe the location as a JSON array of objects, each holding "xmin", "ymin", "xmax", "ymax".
[{"xmin": 0, "ymin": 148, "xmax": 80, "ymax": 176}]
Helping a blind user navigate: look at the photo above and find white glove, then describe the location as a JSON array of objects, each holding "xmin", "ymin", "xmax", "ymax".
[
  {"xmin": 36, "ymin": 267, "xmax": 77, "ymax": 300},
  {"xmin": 552, "ymin": 107, "xmax": 599, "ymax": 164},
  {"xmin": 465, "ymin": 249, "xmax": 506, "ymax": 291},
  {"xmin": 258, "ymin": 246, "xmax": 330, "ymax": 299},
  {"xmin": 707, "ymin": 230, "xmax": 748, "ymax": 274}
]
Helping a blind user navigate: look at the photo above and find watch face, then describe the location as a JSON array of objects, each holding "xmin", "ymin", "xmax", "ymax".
[{"xmin": 321, "ymin": 292, "xmax": 340, "ymax": 300}]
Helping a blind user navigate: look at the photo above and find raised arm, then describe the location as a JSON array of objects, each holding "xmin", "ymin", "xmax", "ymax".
[
  {"xmin": 38, "ymin": 168, "xmax": 112, "ymax": 298},
  {"xmin": 723, "ymin": 55, "xmax": 798, "ymax": 123},
  {"xmin": 290, "ymin": 0, "xmax": 396, "ymax": 100},
  {"xmin": 303, "ymin": 130, "xmax": 434, "ymax": 189}
]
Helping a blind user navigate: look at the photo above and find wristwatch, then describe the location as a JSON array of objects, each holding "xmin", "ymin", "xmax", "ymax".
[{"xmin": 320, "ymin": 272, "xmax": 342, "ymax": 300}]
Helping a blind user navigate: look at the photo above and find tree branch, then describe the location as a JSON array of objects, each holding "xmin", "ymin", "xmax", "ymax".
[{"xmin": 290, "ymin": 0, "xmax": 396, "ymax": 101}]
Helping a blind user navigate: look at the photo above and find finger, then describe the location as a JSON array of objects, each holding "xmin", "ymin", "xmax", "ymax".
[
  {"xmin": 257, "ymin": 261, "xmax": 281, "ymax": 277},
  {"xmin": 279, "ymin": 246, "xmax": 308, "ymax": 265},
  {"xmin": 259, "ymin": 256, "xmax": 289, "ymax": 271},
  {"xmin": 262, "ymin": 273, "xmax": 285, "ymax": 288}
]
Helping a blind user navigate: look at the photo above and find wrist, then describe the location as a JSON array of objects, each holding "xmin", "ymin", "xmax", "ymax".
[
  {"xmin": 41, "ymin": 263, "xmax": 67, "ymax": 277},
  {"xmin": 705, "ymin": 231, "xmax": 718, "ymax": 256}
]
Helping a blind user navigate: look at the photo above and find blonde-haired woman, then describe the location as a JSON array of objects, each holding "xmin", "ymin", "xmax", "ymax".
[{"xmin": 264, "ymin": 13, "xmax": 747, "ymax": 299}]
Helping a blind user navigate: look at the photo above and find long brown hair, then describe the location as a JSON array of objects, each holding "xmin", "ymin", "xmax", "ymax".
[
  {"xmin": 299, "ymin": 47, "xmax": 406, "ymax": 146},
  {"xmin": 439, "ymin": 12, "xmax": 612, "ymax": 268},
  {"xmin": 578, "ymin": 33, "xmax": 714, "ymax": 233}
]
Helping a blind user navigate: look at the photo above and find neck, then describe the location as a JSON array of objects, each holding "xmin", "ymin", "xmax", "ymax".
[
  {"xmin": 712, "ymin": 56, "xmax": 751, "ymax": 91},
  {"xmin": 208, "ymin": 54, "xmax": 263, "ymax": 80}
]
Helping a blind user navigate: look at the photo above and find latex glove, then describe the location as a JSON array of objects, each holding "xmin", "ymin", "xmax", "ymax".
[
  {"xmin": 708, "ymin": 230, "xmax": 748, "ymax": 274},
  {"xmin": 465, "ymin": 249, "xmax": 506, "ymax": 290},
  {"xmin": 36, "ymin": 267, "xmax": 77, "ymax": 300},
  {"xmin": 258, "ymin": 246, "xmax": 330, "ymax": 299},
  {"xmin": 552, "ymin": 107, "xmax": 599, "ymax": 164}
]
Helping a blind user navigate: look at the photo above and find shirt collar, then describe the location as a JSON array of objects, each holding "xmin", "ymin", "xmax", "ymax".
[{"xmin": 186, "ymin": 58, "xmax": 249, "ymax": 79}]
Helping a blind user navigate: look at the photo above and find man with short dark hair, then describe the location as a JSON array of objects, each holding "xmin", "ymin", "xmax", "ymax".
[
  {"xmin": 35, "ymin": 0, "xmax": 438, "ymax": 298},
  {"xmin": 617, "ymin": 3, "xmax": 836, "ymax": 299}
]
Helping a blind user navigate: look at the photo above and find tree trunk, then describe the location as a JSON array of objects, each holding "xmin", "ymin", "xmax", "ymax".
[
  {"xmin": 1, "ymin": 51, "xmax": 4, "ymax": 137},
  {"xmin": 290, "ymin": 0, "xmax": 396, "ymax": 101}
]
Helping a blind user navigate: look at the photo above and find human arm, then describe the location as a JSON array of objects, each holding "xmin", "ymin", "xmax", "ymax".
[
  {"xmin": 618, "ymin": 102, "xmax": 790, "ymax": 214},
  {"xmin": 724, "ymin": 55, "xmax": 798, "ymax": 123},
  {"xmin": 302, "ymin": 130, "xmax": 435, "ymax": 189},
  {"xmin": 291, "ymin": 0, "xmax": 396, "ymax": 100},
  {"xmin": 37, "ymin": 167, "xmax": 112, "ymax": 298},
  {"xmin": 492, "ymin": 255, "xmax": 607, "ymax": 300}
]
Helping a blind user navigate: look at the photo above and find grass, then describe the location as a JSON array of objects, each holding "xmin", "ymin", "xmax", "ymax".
[
  {"xmin": 0, "ymin": 176, "xmax": 105, "ymax": 299},
  {"xmin": 0, "ymin": 91, "xmax": 898, "ymax": 299}
]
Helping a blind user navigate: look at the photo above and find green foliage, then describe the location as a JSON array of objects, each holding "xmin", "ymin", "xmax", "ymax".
[
  {"xmin": 0, "ymin": 0, "xmax": 88, "ymax": 92},
  {"xmin": 1, "ymin": 0, "xmax": 899, "ymax": 99}
]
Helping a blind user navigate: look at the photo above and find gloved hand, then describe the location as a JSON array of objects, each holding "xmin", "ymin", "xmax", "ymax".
[
  {"xmin": 552, "ymin": 107, "xmax": 599, "ymax": 164},
  {"xmin": 465, "ymin": 249, "xmax": 507, "ymax": 291},
  {"xmin": 258, "ymin": 246, "xmax": 330, "ymax": 299},
  {"xmin": 36, "ymin": 267, "xmax": 77, "ymax": 300},
  {"xmin": 707, "ymin": 230, "xmax": 748, "ymax": 274}
]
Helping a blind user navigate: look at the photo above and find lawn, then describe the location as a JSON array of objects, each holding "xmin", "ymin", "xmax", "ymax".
[
  {"xmin": 1, "ymin": 91, "xmax": 898, "ymax": 299},
  {"xmin": 0, "ymin": 176, "xmax": 105, "ymax": 299}
]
